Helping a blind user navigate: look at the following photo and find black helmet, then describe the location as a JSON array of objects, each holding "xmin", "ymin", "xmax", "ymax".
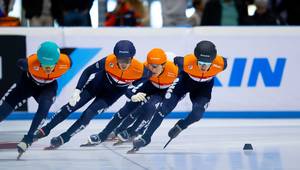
[{"xmin": 194, "ymin": 40, "xmax": 217, "ymax": 63}]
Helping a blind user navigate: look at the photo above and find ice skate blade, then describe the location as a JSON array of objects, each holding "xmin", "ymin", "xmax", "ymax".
[
  {"xmin": 80, "ymin": 142, "xmax": 98, "ymax": 147},
  {"xmin": 127, "ymin": 147, "xmax": 139, "ymax": 154},
  {"xmin": 44, "ymin": 145, "xmax": 59, "ymax": 150},
  {"xmin": 163, "ymin": 138, "xmax": 173, "ymax": 149},
  {"xmin": 16, "ymin": 151, "xmax": 24, "ymax": 160}
]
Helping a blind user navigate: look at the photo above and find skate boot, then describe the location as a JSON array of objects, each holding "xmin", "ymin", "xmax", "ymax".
[
  {"xmin": 44, "ymin": 136, "xmax": 64, "ymax": 150},
  {"xmin": 164, "ymin": 124, "xmax": 183, "ymax": 149},
  {"xmin": 80, "ymin": 134, "xmax": 102, "ymax": 147},
  {"xmin": 117, "ymin": 130, "xmax": 130, "ymax": 142},
  {"xmin": 107, "ymin": 131, "xmax": 117, "ymax": 141},
  {"xmin": 127, "ymin": 138, "xmax": 147, "ymax": 154},
  {"xmin": 113, "ymin": 130, "xmax": 129, "ymax": 146},
  {"xmin": 17, "ymin": 141, "xmax": 30, "ymax": 160},
  {"xmin": 17, "ymin": 135, "xmax": 33, "ymax": 160},
  {"xmin": 168, "ymin": 124, "xmax": 183, "ymax": 139}
]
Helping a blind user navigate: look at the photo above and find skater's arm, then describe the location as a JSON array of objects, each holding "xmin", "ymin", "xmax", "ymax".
[
  {"xmin": 126, "ymin": 68, "xmax": 152, "ymax": 98},
  {"xmin": 222, "ymin": 57, "xmax": 228, "ymax": 71},
  {"xmin": 173, "ymin": 56, "xmax": 184, "ymax": 72},
  {"xmin": 132, "ymin": 67, "xmax": 152, "ymax": 86},
  {"xmin": 16, "ymin": 58, "xmax": 28, "ymax": 71},
  {"xmin": 126, "ymin": 81, "xmax": 147, "ymax": 98},
  {"xmin": 76, "ymin": 57, "xmax": 106, "ymax": 90}
]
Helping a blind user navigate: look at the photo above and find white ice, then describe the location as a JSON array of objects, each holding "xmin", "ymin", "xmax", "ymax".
[{"xmin": 1, "ymin": 119, "xmax": 300, "ymax": 170}]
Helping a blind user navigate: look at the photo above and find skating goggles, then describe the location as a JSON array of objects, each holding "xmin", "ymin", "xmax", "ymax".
[
  {"xmin": 41, "ymin": 64, "xmax": 55, "ymax": 69},
  {"xmin": 149, "ymin": 64, "xmax": 160, "ymax": 69},
  {"xmin": 117, "ymin": 58, "xmax": 132, "ymax": 64},
  {"xmin": 197, "ymin": 61, "xmax": 212, "ymax": 67}
]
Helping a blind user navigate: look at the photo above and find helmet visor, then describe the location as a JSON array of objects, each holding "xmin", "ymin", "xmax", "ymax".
[
  {"xmin": 117, "ymin": 57, "xmax": 132, "ymax": 64},
  {"xmin": 197, "ymin": 60, "xmax": 212, "ymax": 67},
  {"xmin": 41, "ymin": 64, "xmax": 55, "ymax": 69}
]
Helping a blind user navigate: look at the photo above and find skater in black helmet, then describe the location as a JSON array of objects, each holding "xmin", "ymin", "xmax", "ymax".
[{"xmin": 128, "ymin": 40, "xmax": 227, "ymax": 153}]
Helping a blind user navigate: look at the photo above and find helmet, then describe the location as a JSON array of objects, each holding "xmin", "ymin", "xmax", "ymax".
[
  {"xmin": 147, "ymin": 48, "xmax": 167, "ymax": 65},
  {"xmin": 37, "ymin": 41, "xmax": 60, "ymax": 67},
  {"xmin": 194, "ymin": 40, "xmax": 217, "ymax": 63},
  {"xmin": 113, "ymin": 40, "xmax": 136, "ymax": 60}
]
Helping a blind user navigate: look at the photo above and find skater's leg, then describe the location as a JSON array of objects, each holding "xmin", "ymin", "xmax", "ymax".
[
  {"xmin": 0, "ymin": 101, "xmax": 14, "ymax": 122},
  {"xmin": 59, "ymin": 98, "xmax": 108, "ymax": 144},
  {"xmin": 139, "ymin": 93, "xmax": 180, "ymax": 146},
  {"xmin": 0, "ymin": 83, "xmax": 28, "ymax": 122},
  {"xmin": 177, "ymin": 97, "xmax": 210, "ymax": 130},
  {"xmin": 25, "ymin": 85, "xmax": 57, "ymax": 144},
  {"xmin": 117, "ymin": 95, "xmax": 162, "ymax": 137},
  {"xmin": 98, "ymin": 101, "xmax": 140, "ymax": 140},
  {"xmin": 169, "ymin": 80, "xmax": 213, "ymax": 138},
  {"xmin": 40, "ymin": 89, "xmax": 93, "ymax": 136}
]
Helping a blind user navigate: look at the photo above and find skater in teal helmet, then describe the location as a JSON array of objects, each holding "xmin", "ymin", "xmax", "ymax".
[{"xmin": 0, "ymin": 41, "xmax": 72, "ymax": 159}]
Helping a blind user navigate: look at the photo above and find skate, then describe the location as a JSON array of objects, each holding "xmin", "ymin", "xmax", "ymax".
[
  {"xmin": 106, "ymin": 131, "xmax": 118, "ymax": 141},
  {"xmin": 80, "ymin": 134, "xmax": 102, "ymax": 147},
  {"xmin": 117, "ymin": 130, "xmax": 130, "ymax": 142},
  {"xmin": 16, "ymin": 142, "xmax": 29, "ymax": 160},
  {"xmin": 127, "ymin": 138, "xmax": 146, "ymax": 154},
  {"xmin": 163, "ymin": 124, "xmax": 183, "ymax": 149},
  {"xmin": 163, "ymin": 138, "xmax": 173, "ymax": 149},
  {"xmin": 44, "ymin": 136, "xmax": 64, "ymax": 150},
  {"xmin": 168, "ymin": 124, "xmax": 182, "ymax": 139},
  {"xmin": 80, "ymin": 142, "xmax": 98, "ymax": 147},
  {"xmin": 113, "ymin": 139, "xmax": 124, "ymax": 146},
  {"xmin": 16, "ymin": 135, "xmax": 33, "ymax": 160},
  {"xmin": 127, "ymin": 146, "xmax": 139, "ymax": 154},
  {"xmin": 114, "ymin": 130, "xmax": 138, "ymax": 146}
]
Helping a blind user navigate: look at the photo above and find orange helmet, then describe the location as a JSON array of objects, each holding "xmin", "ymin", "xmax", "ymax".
[{"xmin": 147, "ymin": 48, "xmax": 167, "ymax": 65}]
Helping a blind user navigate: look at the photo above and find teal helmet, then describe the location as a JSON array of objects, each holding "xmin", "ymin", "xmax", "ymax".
[{"xmin": 37, "ymin": 41, "xmax": 60, "ymax": 67}]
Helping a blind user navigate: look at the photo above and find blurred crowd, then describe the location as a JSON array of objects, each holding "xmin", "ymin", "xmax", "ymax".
[{"xmin": 0, "ymin": 0, "xmax": 299, "ymax": 27}]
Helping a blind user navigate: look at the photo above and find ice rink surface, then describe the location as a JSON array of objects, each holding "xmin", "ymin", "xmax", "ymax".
[{"xmin": 0, "ymin": 119, "xmax": 300, "ymax": 170}]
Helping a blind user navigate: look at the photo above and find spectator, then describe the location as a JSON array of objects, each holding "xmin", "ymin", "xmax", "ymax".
[
  {"xmin": 22, "ymin": 0, "xmax": 62, "ymax": 26},
  {"xmin": 188, "ymin": 0, "xmax": 205, "ymax": 26},
  {"xmin": 61, "ymin": 0, "xmax": 94, "ymax": 26},
  {"xmin": 0, "ymin": 0, "xmax": 15, "ymax": 17},
  {"xmin": 104, "ymin": 0, "xmax": 146, "ymax": 26},
  {"xmin": 201, "ymin": 0, "xmax": 248, "ymax": 25},
  {"xmin": 270, "ymin": 0, "xmax": 286, "ymax": 24},
  {"xmin": 245, "ymin": 0, "xmax": 280, "ymax": 25},
  {"xmin": 273, "ymin": 0, "xmax": 300, "ymax": 25},
  {"xmin": 128, "ymin": 0, "xmax": 149, "ymax": 26},
  {"xmin": 160, "ymin": 0, "xmax": 189, "ymax": 26},
  {"xmin": 0, "ymin": 0, "xmax": 21, "ymax": 26}
]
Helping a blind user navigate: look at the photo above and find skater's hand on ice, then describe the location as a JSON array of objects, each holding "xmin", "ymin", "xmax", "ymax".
[
  {"xmin": 131, "ymin": 92, "xmax": 147, "ymax": 102},
  {"xmin": 69, "ymin": 89, "xmax": 81, "ymax": 107}
]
